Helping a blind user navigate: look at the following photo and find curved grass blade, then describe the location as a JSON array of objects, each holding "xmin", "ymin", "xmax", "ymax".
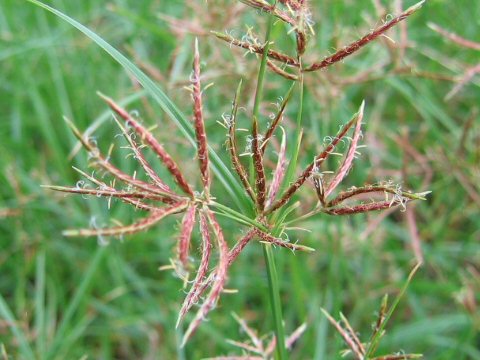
[{"xmin": 26, "ymin": 0, "xmax": 252, "ymax": 214}]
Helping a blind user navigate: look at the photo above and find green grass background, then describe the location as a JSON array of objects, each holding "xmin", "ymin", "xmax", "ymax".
[{"xmin": 0, "ymin": 0, "xmax": 479, "ymax": 358}]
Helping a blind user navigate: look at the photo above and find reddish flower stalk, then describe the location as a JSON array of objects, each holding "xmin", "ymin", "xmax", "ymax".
[
  {"xmin": 62, "ymin": 201, "xmax": 188, "ymax": 237},
  {"xmin": 212, "ymin": 31, "xmax": 299, "ymax": 67},
  {"xmin": 178, "ymin": 228, "xmax": 257, "ymax": 325},
  {"xmin": 266, "ymin": 105, "xmax": 364, "ymax": 214},
  {"xmin": 279, "ymin": 0, "xmax": 306, "ymax": 11},
  {"xmin": 65, "ymin": 117, "xmax": 178, "ymax": 199},
  {"xmin": 68, "ymin": 167, "xmax": 162, "ymax": 211},
  {"xmin": 182, "ymin": 208, "xmax": 229, "ymax": 346},
  {"xmin": 261, "ymin": 84, "xmax": 295, "ymax": 153},
  {"xmin": 192, "ymin": 39, "xmax": 211, "ymax": 192},
  {"xmin": 322, "ymin": 200, "xmax": 403, "ymax": 216},
  {"xmin": 252, "ymin": 117, "xmax": 267, "ymax": 212},
  {"xmin": 321, "ymin": 309, "xmax": 364, "ymax": 360},
  {"xmin": 428, "ymin": 22, "xmax": 480, "ymax": 51},
  {"xmin": 99, "ymin": 94, "xmax": 195, "ymax": 197},
  {"xmin": 43, "ymin": 185, "xmax": 171, "ymax": 204},
  {"xmin": 305, "ymin": 1, "xmax": 425, "ymax": 72},
  {"xmin": 112, "ymin": 116, "xmax": 173, "ymax": 194},
  {"xmin": 177, "ymin": 205, "xmax": 197, "ymax": 268},
  {"xmin": 227, "ymin": 229, "xmax": 257, "ymax": 267},
  {"xmin": 266, "ymin": 60, "xmax": 299, "ymax": 80},
  {"xmin": 177, "ymin": 210, "xmax": 213, "ymax": 326},
  {"xmin": 326, "ymin": 185, "xmax": 423, "ymax": 208},
  {"xmin": 266, "ymin": 128, "xmax": 287, "ymax": 207},
  {"xmin": 238, "ymin": 0, "xmax": 296, "ymax": 27},
  {"xmin": 324, "ymin": 101, "xmax": 365, "ymax": 198},
  {"xmin": 227, "ymin": 81, "xmax": 256, "ymax": 201},
  {"xmin": 255, "ymin": 229, "xmax": 315, "ymax": 253}
]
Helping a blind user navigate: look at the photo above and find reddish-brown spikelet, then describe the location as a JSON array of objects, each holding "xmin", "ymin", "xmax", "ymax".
[
  {"xmin": 177, "ymin": 210, "xmax": 213, "ymax": 326},
  {"xmin": 326, "ymin": 185, "xmax": 420, "ymax": 207},
  {"xmin": 43, "ymin": 185, "xmax": 173, "ymax": 206},
  {"xmin": 239, "ymin": 0, "xmax": 296, "ymax": 26},
  {"xmin": 252, "ymin": 117, "xmax": 266, "ymax": 212},
  {"xmin": 113, "ymin": 116, "xmax": 173, "ymax": 194},
  {"xmin": 228, "ymin": 81, "xmax": 256, "ymax": 201},
  {"xmin": 323, "ymin": 200, "xmax": 402, "ymax": 216},
  {"xmin": 255, "ymin": 229, "xmax": 315, "ymax": 252},
  {"xmin": 65, "ymin": 118, "xmax": 178, "ymax": 200},
  {"xmin": 100, "ymin": 94, "xmax": 195, "ymax": 197},
  {"xmin": 266, "ymin": 129, "xmax": 287, "ymax": 207},
  {"xmin": 266, "ymin": 108, "xmax": 363, "ymax": 214},
  {"xmin": 212, "ymin": 31, "xmax": 299, "ymax": 67},
  {"xmin": 428, "ymin": 22, "xmax": 480, "ymax": 51},
  {"xmin": 177, "ymin": 205, "xmax": 196, "ymax": 268},
  {"xmin": 66, "ymin": 167, "xmax": 164, "ymax": 211},
  {"xmin": 305, "ymin": 1, "xmax": 425, "ymax": 72},
  {"xmin": 192, "ymin": 39, "xmax": 211, "ymax": 192},
  {"xmin": 227, "ymin": 229, "xmax": 257, "ymax": 267},
  {"xmin": 325, "ymin": 101, "xmax": 365, "ymax": 197},
  {"xmin": 261, "ymin": 85, "xmax": 294, "ymax": 153},
  {"xmin": 321, "ymin": 309, "xmax": 364, "ymax": 360},
  {"xmin": 62, "ymin": 201, "xmax": 188, "ymax": 237},
  {"xmin": 178, "ymin": 228, "xmax": 256, "ymax": 325},
  {"xmin": 266, "ymin": 60, "xmax": 299, "ymax": 80},
  {"xmin": 182, "ymin": 209, "xmax": 229, "ymax": 346},
  {"xmin": 279, "ymin": 0, "xmax": 305, "ymax": 11},
  {"xmin": 339, "ymin": 313, "xmax": 365, "ymax": 356}
]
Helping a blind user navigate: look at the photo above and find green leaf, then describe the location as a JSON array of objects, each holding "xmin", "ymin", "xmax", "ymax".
[{"xmin": 26, "ymin": 0, "xmax": 253, "ymax": 214}]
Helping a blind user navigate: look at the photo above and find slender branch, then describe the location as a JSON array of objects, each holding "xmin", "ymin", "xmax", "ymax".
[{"xmin": 305, "ymin": 1, "xmax": 425, "ymax": 72}]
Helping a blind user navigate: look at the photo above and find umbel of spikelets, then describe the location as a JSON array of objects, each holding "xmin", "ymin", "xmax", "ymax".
[{"xmin": 46, "ymin": 2, "xmax": 429, "ymax": 346}]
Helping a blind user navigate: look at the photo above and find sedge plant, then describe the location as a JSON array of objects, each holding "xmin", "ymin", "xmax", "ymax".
[{"xmin": 31, "ymin": 0, "xmax": 431, "ymax": 357}]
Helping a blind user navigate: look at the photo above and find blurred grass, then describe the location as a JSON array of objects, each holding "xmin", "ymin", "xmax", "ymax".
[{"xmin": 1, "ymin": 0, "xmax": 479, "ymax": 358}]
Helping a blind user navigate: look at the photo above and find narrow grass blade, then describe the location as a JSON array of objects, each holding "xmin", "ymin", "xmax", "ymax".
[
  {"xmin": 26, "ymin": 0, "xmax": 252, "ymax": 213},
  {"xmin": 0, "ymin": 295, "xmax": 35, "ymax": 360}
]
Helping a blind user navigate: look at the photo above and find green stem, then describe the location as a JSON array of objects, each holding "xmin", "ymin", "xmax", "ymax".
[
  {"xmin": 249, "ymin": 2, "xmax": 288, "ymax": 358},
  {"xmin": 249, "ymin": 0, "xmax": 276, "ymax": 183},
  {"xmin": 263, "ymin": 244, "xmax": 288, "ymax": 360}
]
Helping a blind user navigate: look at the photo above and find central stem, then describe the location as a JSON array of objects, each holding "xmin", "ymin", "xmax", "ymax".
[{"xmin": 250, "ymin": 1, "xmax": 288, "ymax": 359}]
